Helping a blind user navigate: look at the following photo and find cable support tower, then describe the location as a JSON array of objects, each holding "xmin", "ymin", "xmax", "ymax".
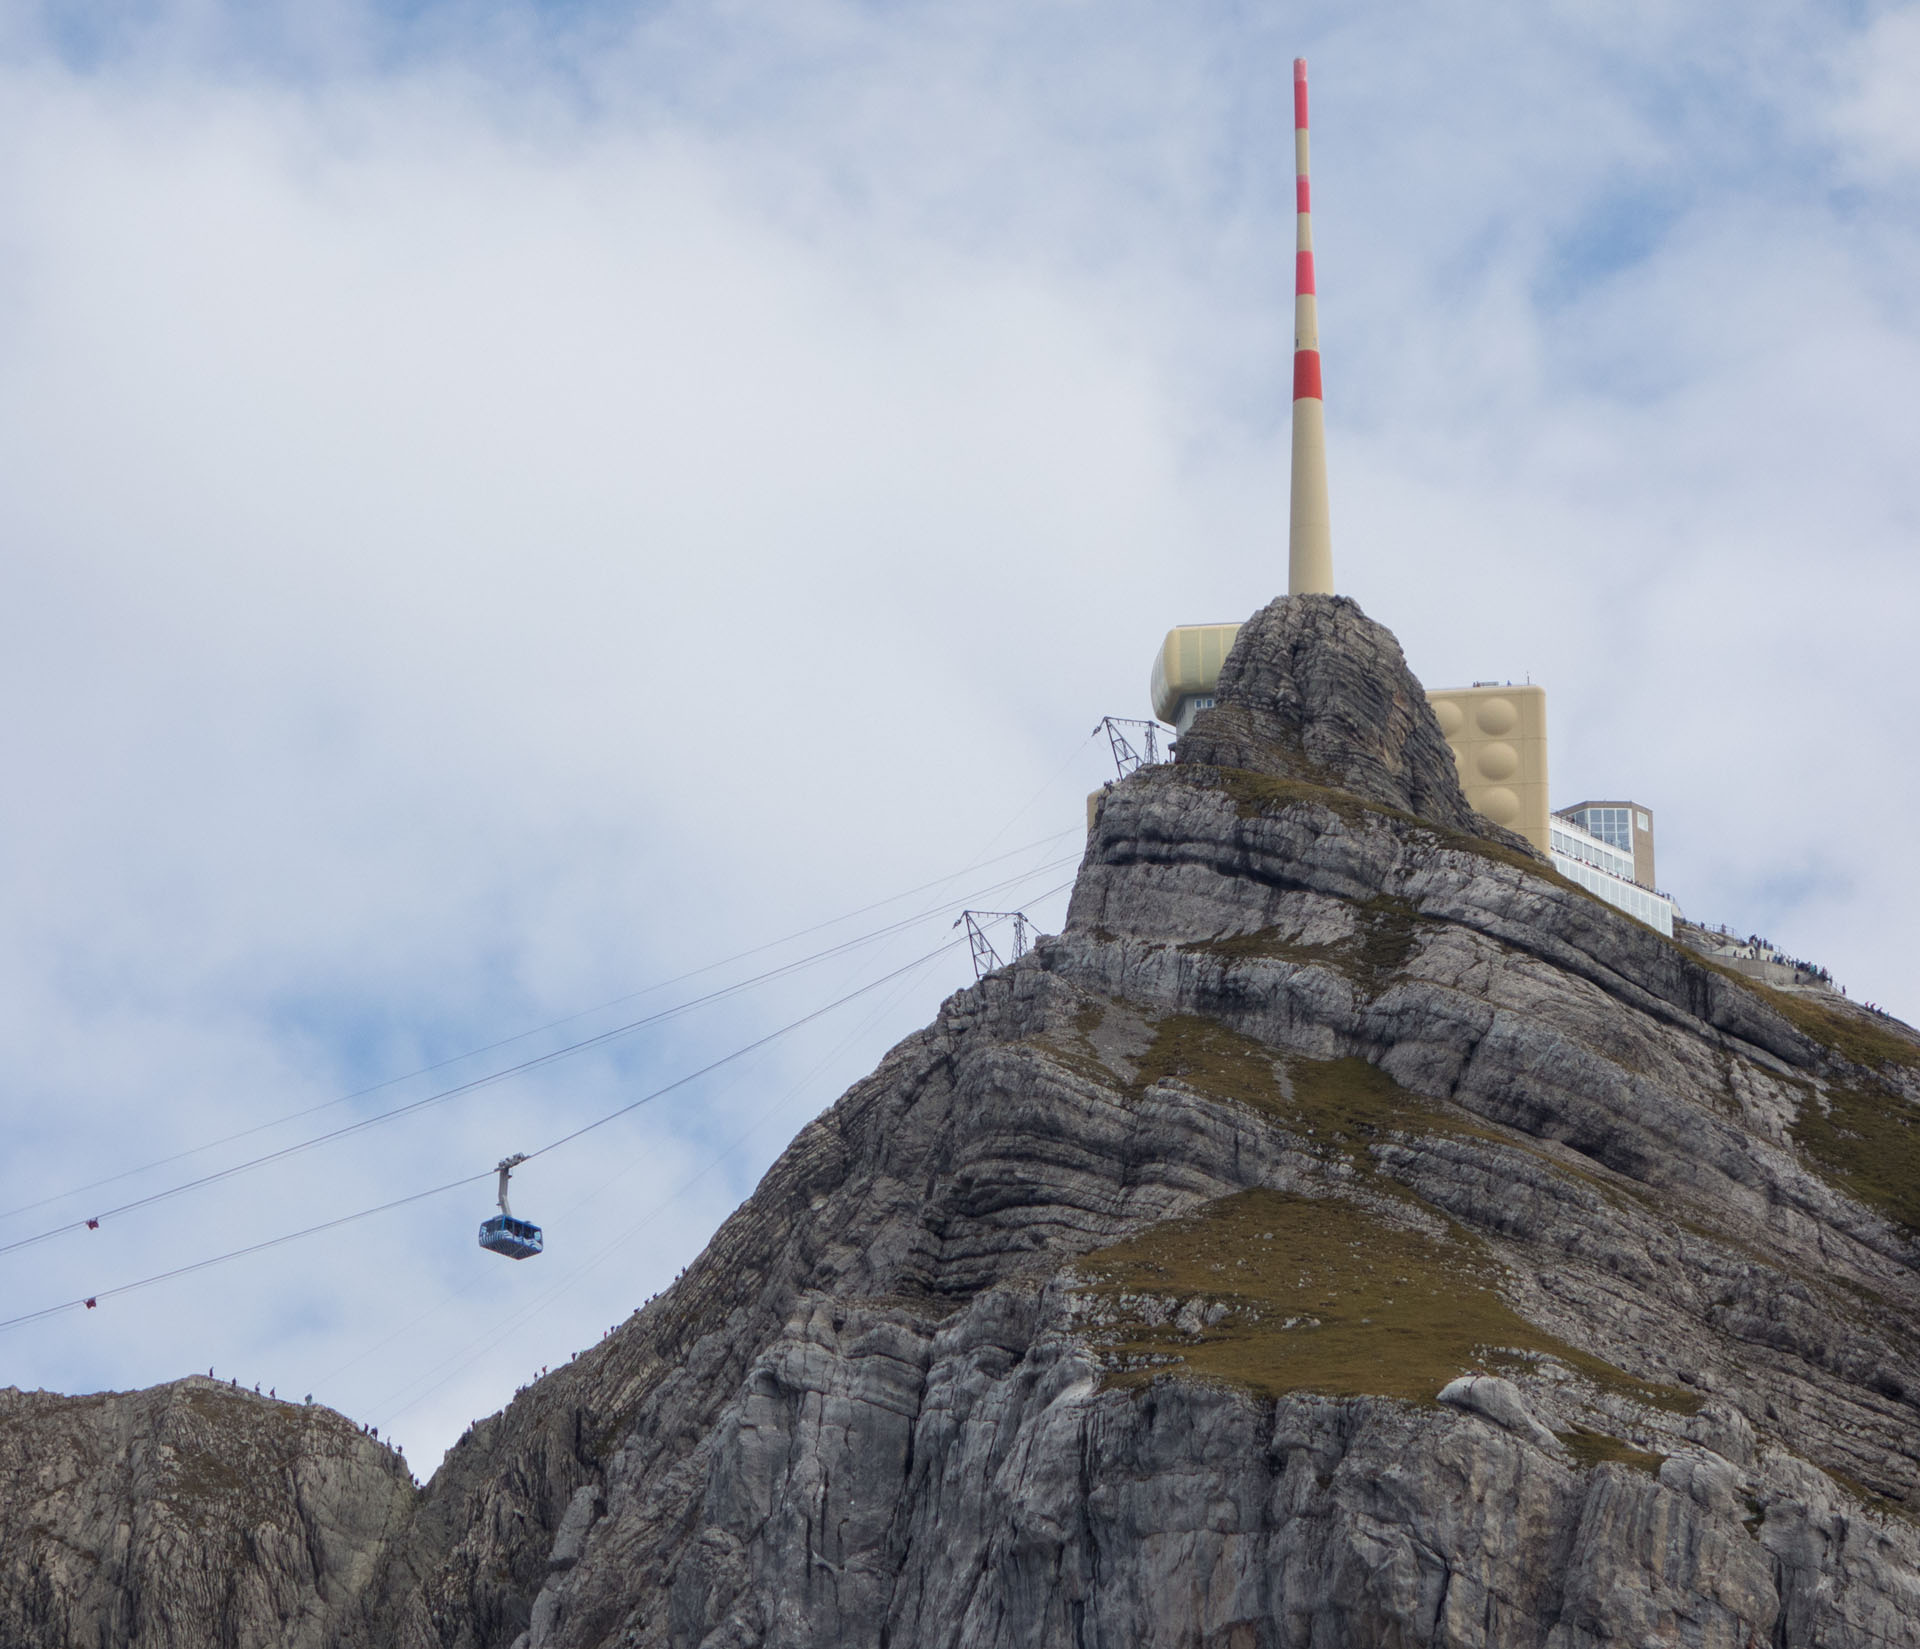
[
  {"xmin": 1094, "ymin": 716, "xmax": 1166, "ymax": 781},
  {"xmin": 955, "ymin": 910, "xmax": 1032, "ymax": 979}
]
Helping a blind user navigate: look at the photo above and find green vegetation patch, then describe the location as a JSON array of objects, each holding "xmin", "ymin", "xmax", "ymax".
[
  {"xmin": 1681, "ymin": 949, "xmax": 1920, "ymax": 1075},
  {"xmin": 1183, "ymin": 925, "xmax": 1331, "ymax": 965},
  {"xmin": 1128, "ymin": 1016, "xmax": 1645, "ymax": 1216},
  {"xmin": 1351, "ymin": 895, "xmax": 1429, "ymax": 984},
  {"xmin": 1768, "ymin": 990, "xmax": 1920, "ymax": 1075},
  {"xmin": 1029, "ymin": 1032, "xmax": 1129, "ymax": 1094},
  {"xmin": 163, "ymin": 1388, "xmax": 322, "ymax": 1534},
  {"xmin": 1078, "ymin": 1187, "xmax": 1694, "ymax": 1413},
  {"xmin": 1558, "ymin": 1425, "xmax": 1666, "ymax": 1475},
  {"xmin": 1214, "ymin": 769, "xmax": 1385, "ymax": 829},
  {"xmin": 1669, "ymin": 946, "xmax": 1920, "ymax": 1235},
  {"xmin": 1792, "ymin": 1080, "xmax": 1920, "ymax": 1238},
  {"xmin": 1819, "ymin": 1463, "xmax": 1919, "ymax": 1525},
  {"xmin": 1132, "ymin": 1016, "xmax": 1438, "ymax": 1159},
  {"xmin": 1425, "ymin": 821, "xmax": 1563, "ymax": 885},
  {"xmin": 1131, "ymin": 1013, "xmax": 1289, "ymax": 1112}
]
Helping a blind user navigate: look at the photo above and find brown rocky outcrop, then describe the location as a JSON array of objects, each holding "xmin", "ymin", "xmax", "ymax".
[
  {"xmin": 4, "ymin": 593, "xmax": 1917, "ymax": 1648},
  {"xmin": 0, "ymin": 1378, "xmax": 423, "ymax": 1647}
]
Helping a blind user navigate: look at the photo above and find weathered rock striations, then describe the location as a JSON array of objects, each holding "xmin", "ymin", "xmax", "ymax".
[
  {"xmin": 1173, "ymin": 593, "xmax": 1537, "ymax": 850},
  {"xmin": 0, "ymin": 1377, "xmax": 424, "ymax": 1648},
  {"xmin": 4, "ymin": 592, "xmax": 1918, "ymax": 1648}
]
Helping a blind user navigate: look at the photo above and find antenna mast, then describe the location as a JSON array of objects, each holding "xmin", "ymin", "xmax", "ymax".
[{"xmin": 1288, "ymin": 57, "xmax": 1334, "ymax": 596}]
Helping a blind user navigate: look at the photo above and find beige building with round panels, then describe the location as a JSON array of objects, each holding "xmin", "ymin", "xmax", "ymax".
[
  {"xmin": 1427, "ymin": 685, "xmax": 1675, "ymax": 936},
  {"xmin": 1423, "ymin": 685, "xmax": 1550, "ymax": 854}
]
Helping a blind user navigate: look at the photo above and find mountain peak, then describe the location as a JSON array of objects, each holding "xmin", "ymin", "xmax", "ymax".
[{"xmin": 1176, "ymin": 592, "xmax": 1536, "ymax": 851}]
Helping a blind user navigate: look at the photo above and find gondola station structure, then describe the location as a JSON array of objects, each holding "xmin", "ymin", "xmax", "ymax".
[{"xmin": 1145, "ymin": 60, "xmax": 1679, "ymax": 937}]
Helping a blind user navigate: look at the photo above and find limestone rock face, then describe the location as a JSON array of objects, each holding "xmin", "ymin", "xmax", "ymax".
[
  {"xmin": 0, "ymin": 1378, "xmax": 426, "ymax": 1649},
  {"xmin": 1438, "ymin": 1373, "xmax": 1561, "ymax": 1448},
  {"xmin": 1175, "ymin": 592, "xmax": 1535, "ymax": 850},
  {"xmin": 4, "ymin": 593, "xmax": 1919, "ymax": 1648}
]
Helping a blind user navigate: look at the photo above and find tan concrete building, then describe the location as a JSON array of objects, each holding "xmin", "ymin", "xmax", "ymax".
[
  {"xmin": 1423, "ymin": 684, "xmax": 1550, "ymax": 855},
  {"xmin": 1150, "ymin": 623, "xmax": 1243, "ymax": 733},
  {"xmin": 1425, "ymin": 686, "xmax": 1674, "ymax": 934}
]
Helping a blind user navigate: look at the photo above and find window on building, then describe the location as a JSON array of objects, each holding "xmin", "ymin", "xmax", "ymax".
[{"xmin": 1576, "ymin": 807, "xmax": 1632, "ymax": 851}]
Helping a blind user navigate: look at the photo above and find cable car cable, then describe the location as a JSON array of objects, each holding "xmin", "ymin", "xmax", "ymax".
[
  {"xmin": 0, "ymin": 932, "xmax": 974, "ymax": 1335},
  {"xmin": 0, "ymin": 852, "xmax": 1079, "ymax": 1261},
  {"xmin": 0, "ymin": 1173, "xmax": 493, "ymax": 1333},
  {"xmin": 322, "ymin": 909, "xmax": 975, "ymax": 1397},
  {"xmin": 516, "ymin": 873, "xmax": 1072, "ymax": 1167},
  {"xmin": 0, "ymin": 829, "xmax": 1080, "ymax": 1227},
  {"xmin": 373, "ymin": 880, "xmax": 1075, "ymax": 1426},
  {"xmin": 361, "ymin": 937, "xmax": 961, "ymax": 1425},
  {"xmin": 965, "ymin": 727, "xmax": 1101, "ymax": 867}
]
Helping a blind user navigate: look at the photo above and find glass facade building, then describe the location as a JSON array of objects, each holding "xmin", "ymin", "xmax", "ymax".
[
  {"xmin": 1548, "ymin": 812, "xmax": 1674, "ymax": 936},
  {"xmin": 1569, "ymin": 806, "xmax": 1633, "ymax": 851},
  {"xmin": 1562, "ymin": 800, "xmax": 1657, "ymax": 889},
  {"xmin": 1549, "ymin": 819, "xmax": 1634, "ymax": 881}
]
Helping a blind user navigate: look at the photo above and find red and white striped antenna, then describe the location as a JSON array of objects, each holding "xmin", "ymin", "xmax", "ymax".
[{"xmin": 1288, "ymin": 56, "xmax": 1334, "ymax": 596}]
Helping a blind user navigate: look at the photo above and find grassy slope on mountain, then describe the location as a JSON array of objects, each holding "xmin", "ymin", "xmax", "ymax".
[{"xmin": 1074, "ymin": 1186, "xmax": 1695, "ymax": 1419}]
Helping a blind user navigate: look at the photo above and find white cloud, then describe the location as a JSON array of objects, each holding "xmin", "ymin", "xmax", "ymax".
[{"xmin": 1832, "ymin": 3, "xmax": 1920, "ymax": 178}]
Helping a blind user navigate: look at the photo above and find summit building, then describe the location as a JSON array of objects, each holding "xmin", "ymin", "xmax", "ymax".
[{"xmin": 1142, "ymin": 59, "xmax": 1678, "ymax": 937}]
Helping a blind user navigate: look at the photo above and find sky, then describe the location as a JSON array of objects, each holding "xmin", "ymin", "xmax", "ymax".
[{"xmin": 1, "ymin": 0, "xmax": 1917, "ymax": 1470}]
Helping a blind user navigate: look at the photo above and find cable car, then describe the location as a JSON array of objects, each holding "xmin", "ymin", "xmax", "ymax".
[{"xmin": 480, "ymin": 1153, "xmax": 544, "ymax": 1259}]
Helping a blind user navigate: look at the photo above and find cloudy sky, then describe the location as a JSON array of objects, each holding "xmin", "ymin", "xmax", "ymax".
[{"xmin": 2, "ymin": 0, "xmax": 1916, "ymax": 1468}]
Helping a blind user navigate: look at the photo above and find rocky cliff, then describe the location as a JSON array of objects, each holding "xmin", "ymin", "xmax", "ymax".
[
  {"xmin": 4, "ymin": 593, "xmax": 1918, "ymax": 1649},
  {"xmin": 0, "ymin": 1377, "xmax": 419, "ymax": 1648}
]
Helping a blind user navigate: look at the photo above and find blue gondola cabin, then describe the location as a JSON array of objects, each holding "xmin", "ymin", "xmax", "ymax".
[{"xmin": 479, "ymin": 1214, "xmax": 543, "ymax": 1259}]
